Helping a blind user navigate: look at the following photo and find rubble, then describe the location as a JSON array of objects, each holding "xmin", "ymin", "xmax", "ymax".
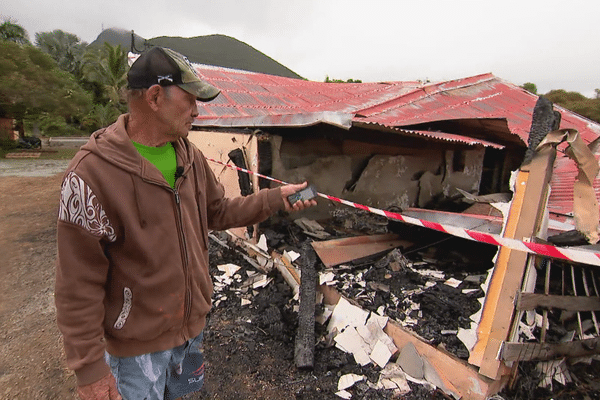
[{"xmin": 204, "ymin": 205, "xmax": 600, "ymax": 399}]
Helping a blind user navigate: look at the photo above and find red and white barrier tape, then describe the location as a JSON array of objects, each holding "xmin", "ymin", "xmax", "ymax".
[{"xmin": 207, "ymin": 157, "xmax": 600, "ymax": 267}]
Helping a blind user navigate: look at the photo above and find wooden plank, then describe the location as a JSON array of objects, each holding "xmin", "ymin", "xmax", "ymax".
[
  {"xmin": 468, "ymin": 170, "xmax": 529, "ymax": 368},
  {"xmin": 473, "ymin": 145, "xmax": 557, "ymax": 380},
  {"xmin": 500, "ymin": 337, "xmax": 600, "ymax": 362},
  {"xmin": 516, "ymin": 293, "xmax": 600, "ymax": 312},
  {"xmin": 311, "ymin": 234, "xmax": 412, "ymax": 268},
  {"xmin": 385, "ymin": 321, "xmax": 507, "ymax": 400}
]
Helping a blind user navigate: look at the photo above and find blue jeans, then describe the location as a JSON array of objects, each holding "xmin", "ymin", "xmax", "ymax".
[{"xmin": 105, "ymin": 332, "xmax": 205, "ymax": 400}]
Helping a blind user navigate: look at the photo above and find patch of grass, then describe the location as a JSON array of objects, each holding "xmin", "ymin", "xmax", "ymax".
[
  {"xmin": 0, "ymin": 147, "xmax": 78, "ymax": 160},
  {"xmin": 39, "ymin": 148, "xmax": 79, "ymax": 160}
]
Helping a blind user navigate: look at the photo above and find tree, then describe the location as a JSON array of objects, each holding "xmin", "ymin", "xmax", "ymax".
[
  {"xmin": 521, "ymin": 82, "xmax": 537, "ymax": 95},
  {"xmin": 82, "ymin": 42, "xmax": 128, "ymax": 108},
  {"xmin": 35, "ymin": 30, "xmax": 88, "ymax": 79},
  {"xmin": 0, "ymin": 19, "xmax": 30, "ymax": 46},
  {"xmin": 325, "ymin": 75, "xmax": 362, "ymax": 83},
  {"xmin": 545, "ymin": 89, "xmax": 600, "ymax": 124},
  {"xmin": 0, "ymin": 41, "xmax": 92, "ymax": 137}
]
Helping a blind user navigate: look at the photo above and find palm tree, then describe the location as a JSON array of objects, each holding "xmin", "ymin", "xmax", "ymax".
[
  {"xmin": 0, "ymin": 20, "xmax": 30, "ymax": 46},
  {"xmin": 83, "ymin": 42, "xmax": 128, "ymax": 108}
]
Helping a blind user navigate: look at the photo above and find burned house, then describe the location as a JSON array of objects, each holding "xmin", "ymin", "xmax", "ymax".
[{"xmin": 179, "ymin": 63, "xmax": 600, "ymax": 399}]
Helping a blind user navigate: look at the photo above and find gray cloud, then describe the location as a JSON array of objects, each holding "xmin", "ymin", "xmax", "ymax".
[{"xmin": 3, "ymin": 0, "xmax": 599, "ymax": 96}]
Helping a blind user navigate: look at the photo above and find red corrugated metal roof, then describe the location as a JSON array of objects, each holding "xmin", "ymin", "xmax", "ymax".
[{"xmin": 190, "ymin": 64, "xmax": 600, "ymax": 218}]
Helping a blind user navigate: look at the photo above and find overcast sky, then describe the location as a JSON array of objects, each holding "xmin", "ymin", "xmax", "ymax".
[{"xmin": 3, "ymin": 0, "xmax": 599, "ymax": 97}]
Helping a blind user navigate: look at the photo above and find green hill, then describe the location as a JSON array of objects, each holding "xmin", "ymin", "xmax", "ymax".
[{"xmin": 91, "ymin": 28, "xmax": 304, "ymax": 80}]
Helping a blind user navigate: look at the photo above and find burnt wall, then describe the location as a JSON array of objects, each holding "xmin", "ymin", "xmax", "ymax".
[{"xmin": 268, "ymin": 126, "xmax": 485, "ymax": 220}]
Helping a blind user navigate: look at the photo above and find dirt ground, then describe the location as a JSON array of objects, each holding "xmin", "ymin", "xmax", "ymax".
[{"xmin": 2, "ymin": 160, "xmax": 600, "ymax": 400}]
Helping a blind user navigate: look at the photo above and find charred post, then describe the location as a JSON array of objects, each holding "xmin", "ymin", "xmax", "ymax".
[{"xmin": 295, "ymin": 241, "xmax": 317, "ymax": 370}]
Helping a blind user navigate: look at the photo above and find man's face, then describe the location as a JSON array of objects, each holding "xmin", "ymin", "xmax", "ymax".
[{"xmin": 156, "ymin": 85, "xmax": 199, "ymax": 139}]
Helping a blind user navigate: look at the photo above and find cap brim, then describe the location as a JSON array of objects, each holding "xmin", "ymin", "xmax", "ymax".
[{"xmin": 178, "ymin": 82, "xmax": 221, "ymax": 102}]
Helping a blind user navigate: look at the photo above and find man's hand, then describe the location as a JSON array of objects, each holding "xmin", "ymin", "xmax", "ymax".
[
  {"xmin": 280, "ymin": 182, "xmax": 318, "ymax": 212},
  {"xmin": 77, "ymin": 373, "xmax": 122, "ymax": 400}
]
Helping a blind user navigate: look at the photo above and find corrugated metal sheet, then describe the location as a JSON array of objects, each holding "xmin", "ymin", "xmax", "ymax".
[{"xmin": 190, "ymin": 63, "xmax": 600, "ymax": 217}]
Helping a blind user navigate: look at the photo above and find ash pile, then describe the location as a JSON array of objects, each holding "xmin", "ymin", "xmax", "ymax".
[{"xmin": 204, "ymin": 207, "xmax": 600, "ymax": 399}]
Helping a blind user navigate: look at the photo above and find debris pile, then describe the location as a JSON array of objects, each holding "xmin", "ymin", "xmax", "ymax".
[{"xmin": 205, "ymin": 207, "xmax": 600, "ymax": 399}]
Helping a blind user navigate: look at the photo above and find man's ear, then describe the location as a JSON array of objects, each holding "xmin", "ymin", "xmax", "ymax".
[{"xmin": 145, "ymin": 85, "xmax": 162, "ymax": 111}]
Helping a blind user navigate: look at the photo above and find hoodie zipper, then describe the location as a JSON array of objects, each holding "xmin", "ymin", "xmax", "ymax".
[{"xmin": 173, "ymin": 186, "xmax": 192, "ymax": 341}]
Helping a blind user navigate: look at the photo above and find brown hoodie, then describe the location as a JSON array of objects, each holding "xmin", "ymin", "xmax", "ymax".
[{"xmin": 55, "ymin": 114, "xmax": 284, "ymax": 386}]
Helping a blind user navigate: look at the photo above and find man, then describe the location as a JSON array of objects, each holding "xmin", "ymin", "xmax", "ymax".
[{"xmin": 55, "ymin": 47, "xmax": 316, "ymax": 400}]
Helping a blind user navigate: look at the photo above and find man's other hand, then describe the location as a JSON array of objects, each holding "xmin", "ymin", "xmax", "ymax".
[
  {"xmin": 77, "ymin": 373, "xmax": 122, "ymax": 400},
  {"xmin": 280, "ymin": 182, "xmax": 318, "ymax": 212}
]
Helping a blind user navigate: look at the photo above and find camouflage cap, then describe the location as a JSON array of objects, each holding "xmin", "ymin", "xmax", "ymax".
[{"xmin": 127, "ymin": 47, "xmax": 220, "ymax": 101}]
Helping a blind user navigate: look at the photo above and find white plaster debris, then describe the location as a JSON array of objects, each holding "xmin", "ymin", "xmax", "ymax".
[
  {"xmin": 412, "ymin": 268, "xmax": 445, "ymax": 280},
  {"xmin": 370, "ymin": 340, "xmax": 394, "ymax": 368},
  {"xmin": 519, "ymin": 321, "xmax": 537, "ymax": 341},
  {"xmin": 457, "ymin": 322, "xmax": 478, "ymax": 353},
  {"xmin": 441, "ymin": 330, "xmax": 458, "ymax": 335},
  {"xmin": 252, "ymin": 275, "xmax": 273, "ymax": 289},
  {"xmin": 537, "ymin": 359, "xmax": 572, "ymax": 388},
  {"xmin": 338, "ymin": 373, "xmax": 365, "ymax": 391},
  {"xmin": 217, "ymin": 263, "xmax": 241, "ymax": 276},
  {"xmin": 257, "ymin": 234, "xmax": 269, "ymax": 252},
  {"xmin": 285, "ymin": 250, "xmax": 301, "ymax": 262},
  {"xmin": 457, "ymin": 267, "xmax": 493, "ymax": 353},
  {"xmin": 328, "ymin": 298, "xmax": 398, "ymax": 368},
  {"xmin": 371, "ymin": 363, "xmax": 411, "ymax": 394},
  {"xmin": 335, "ymin": 389, "xmax": 352, "ymax": 399},
  {"xmin": 444, "ymin": 277, "xmax": 462, "ymax": 288},
  {"xmin": 319, "ymin": 271, "xmax": 337, "ymax": 285},
  {"xmin": 241, "ymin": 298, "xmax": 251, "ymax": 306},
  {"xmin": 334, "ymin": 327, "xmax": 371, "ymax": 366},
  {"xmin": 327, "ymin": 297, "xmax": 369, "ymax": 334}
]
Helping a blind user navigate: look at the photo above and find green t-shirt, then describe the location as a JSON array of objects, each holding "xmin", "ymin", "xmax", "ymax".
[{"xmin": 132, "ymin": 141, "xmax": 177, "ymax": 188}]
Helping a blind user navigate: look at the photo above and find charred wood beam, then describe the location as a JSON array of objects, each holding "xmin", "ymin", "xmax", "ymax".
[
  {"xmin": 295, "ymin": 242, "xmax": 317, "ymax": 370},
  {"xmin": 500, "ymin": 337, "xmax": 600, "ymax": 362},
  {"xmin": 228, "ymin": 148, "xmax": 254, "ymax": 237},
  {"xmin": 227, "ymin": 148, "xmax": 253, "ymax": 196},
  {"xmin": 516, "ymin": 293, "xmax": 600, "ymax": 312}
]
